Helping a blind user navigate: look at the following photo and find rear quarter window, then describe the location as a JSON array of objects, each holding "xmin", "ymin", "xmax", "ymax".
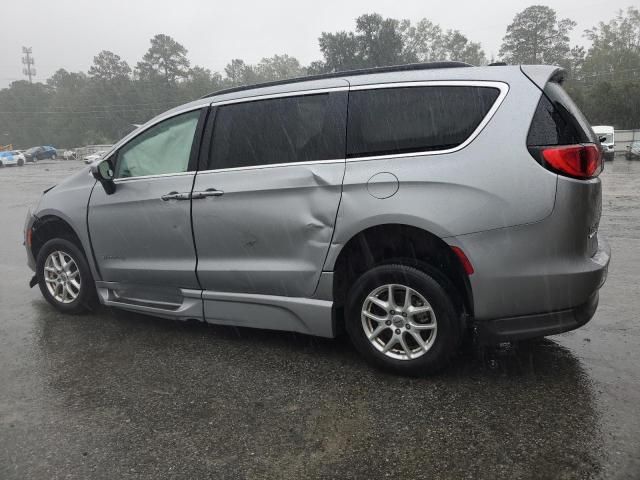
[
  {"xmin": 527, "ymin": 82, "xmax": 597, "ymax": 146},
  {"xmin": 346, "ymin": 85, "xmax": 501, "ymax": 158}
]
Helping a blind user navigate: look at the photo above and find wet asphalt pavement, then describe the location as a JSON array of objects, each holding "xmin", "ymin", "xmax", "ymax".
[{"xmin": 1, "ymin": 159, "xmax": 639, "ymax": 479}]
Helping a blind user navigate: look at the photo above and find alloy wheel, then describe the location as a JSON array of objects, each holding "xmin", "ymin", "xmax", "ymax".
[
  {"xmin": 43, "ymin": 250, "xmax": 81, "ymax": 304},
  {"xmin": 361, "ymin": 283, "xmax": 437, "ymax": 361}
]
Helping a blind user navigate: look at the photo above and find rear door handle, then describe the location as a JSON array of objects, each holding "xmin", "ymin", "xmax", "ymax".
[
  {"xmin": 161, "ymin": 191, "xmax": 191, "ymax": 201},
  {"xmin": 192, "ymin": 188, "xmax": 224, "ymax": 199}
]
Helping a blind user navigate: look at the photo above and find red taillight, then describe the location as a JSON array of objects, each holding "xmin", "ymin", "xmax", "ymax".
[
  {"xmin": 538, "ymin": 144, "xmax": 602, "ymax": 179},
  {"xmin": 451, "ymin": 246, "xmax": 474, "ymax": 275}
]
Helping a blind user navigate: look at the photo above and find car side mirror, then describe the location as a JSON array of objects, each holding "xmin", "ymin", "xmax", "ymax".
[
  {"xmin": 91, "ymin": 159, "xmax": 116, "ymax": 195},
  {"xmin": 598, "ymin": 136, "xmax": 607, "ymax": 143}
]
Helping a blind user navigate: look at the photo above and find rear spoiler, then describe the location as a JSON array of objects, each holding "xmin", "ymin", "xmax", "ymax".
[{"xmin": 520, "ymin": 65, "xmax": 566, "ymax": 90}]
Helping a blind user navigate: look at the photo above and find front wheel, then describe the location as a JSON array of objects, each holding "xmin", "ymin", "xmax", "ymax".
[
  {"xmin": 345, "ymin": 264, "xmax": 461, "ymax": 376},
  {"xmin": 50, "ymin": 153, "xmax": 57, "ymax": 160},
  {"xmin": 36, "ymin": 238, "xmax": 97, "ymax": 313},
  {"xmin": 17, "ymin": 158, "xmax": 24, "ymax": 166}
]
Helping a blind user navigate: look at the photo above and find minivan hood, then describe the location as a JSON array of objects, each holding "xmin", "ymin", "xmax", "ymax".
[{"xmin": 46, "ymin": 165, "xmax": 94, "ymax": 194}]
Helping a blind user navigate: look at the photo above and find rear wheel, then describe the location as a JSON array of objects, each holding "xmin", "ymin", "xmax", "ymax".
[
  {"xmin": 36, "ymin": 238, "xmax": 97, "ymax": 313},
  {"xmin": 345, "ymin": 264, "xmax": 461, "ymax": 375},
  {"xmin": 17, "ymin": 158, "xmax": 24, "ymax": 166}
]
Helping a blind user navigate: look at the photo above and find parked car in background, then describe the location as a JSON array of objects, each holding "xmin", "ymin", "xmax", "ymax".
[
  {"xmin": 24, "ymin": 63, "xmax": 610, "ymax": 375},
  {"xmin": 12, "ymin": 150, "xmax": 26, "ymax": 166},
  {"xmin": 24, "ymin": 146, "xmax": 57, "ymax": 162},
  {"xmin": 626, "ymin": 141, "xmax": 640, "ymax": 160},
  {"xmin": 83, "ymin": 150, "xmax": 106, "ymax": 164},
  {"xmin": 593, "ymin": 125, "xmax": 615, "ymax": 161},
  {"xmin": 0, "ymin": 150, "xmax": 25, "ymax": 167}
]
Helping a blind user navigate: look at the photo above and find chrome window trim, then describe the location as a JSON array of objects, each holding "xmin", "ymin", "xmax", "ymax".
[
  {"xmin": 113, "ymin": 171, "xmax": 195, "ymax": 184},
  {"xmin": 196, "ymin": 158, "xmax": 345, "ymax": 176},
  {"xmin": 106, "ymin": 80, "xmax": 508, "ymax": 179},
  {"xmin": 346, "ymin": 80, "xmax": 509, "ymax": 162}
]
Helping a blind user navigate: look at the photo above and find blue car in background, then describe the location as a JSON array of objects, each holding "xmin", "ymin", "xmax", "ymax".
[{"xmin": 24, "ymin": 146, "xmax": 57, "ymax": 162}]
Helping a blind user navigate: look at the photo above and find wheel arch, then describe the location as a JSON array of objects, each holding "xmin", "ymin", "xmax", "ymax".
[
  {"xmin": 330, "ymin": 223, "xmax": 474, "ymax": 324},
  {"xmin": 31, "ymin": 214, "xmax": 84, "ymax": 260},
  {"xmin": 30, "ymin": 210, "xmax": 102, "ymax": 281}
]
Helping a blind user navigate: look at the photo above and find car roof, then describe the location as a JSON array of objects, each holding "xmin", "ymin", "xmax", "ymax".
[
  {"xmin": 201, "ymin": 61, "xmax": 472, "ymax": 98},
  {"xmin": 157, "ymin": 63, "xmax": 559, "ymax": 119}
]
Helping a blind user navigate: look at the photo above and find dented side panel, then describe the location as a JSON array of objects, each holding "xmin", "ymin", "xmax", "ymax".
[
  {"xmin": 192, "ymin": 163, "xmax": 344, "ymax": 297},
  {"xmin": 325, "ymin": 73, "xmax": 557, "ymax": 271}
]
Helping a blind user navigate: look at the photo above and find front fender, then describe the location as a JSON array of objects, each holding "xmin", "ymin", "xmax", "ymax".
[{"xmin": 32, "ymin": 169, "xmax": 100, "ymax": 281}]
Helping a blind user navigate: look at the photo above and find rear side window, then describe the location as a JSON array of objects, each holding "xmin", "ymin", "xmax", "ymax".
[
  {"xmin": 209, "ymin": 92, "xmax": 347, "ymax": 170},
  {"xmin": 527, "ymin": 82, "xmax": 597, "ymax": 146},
  {"xmin": 346, "ymin": 86, "xmax": 500, "ymax": 158}
]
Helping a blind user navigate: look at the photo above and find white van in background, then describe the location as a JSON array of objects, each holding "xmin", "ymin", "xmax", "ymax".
[{"xmin": 593, "ymin": 125, "xmax": 615, "ymax": 161}]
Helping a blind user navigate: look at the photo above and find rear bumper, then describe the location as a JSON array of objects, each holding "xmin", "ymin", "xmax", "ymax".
[
  {"xmin": 475, "ymin": 236, "xmax": 609, "ymax": 344},
  {"xmin": 476, "ymin": 291, "xmax": 599, "ymax": 344}
]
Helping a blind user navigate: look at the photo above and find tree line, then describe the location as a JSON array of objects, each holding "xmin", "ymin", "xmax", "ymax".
[{"xmin": 1, "ymin": 6, "xmax": 639, "ymax": 148}]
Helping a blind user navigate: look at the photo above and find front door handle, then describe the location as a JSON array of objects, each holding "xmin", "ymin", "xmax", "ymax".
[
  {"xmin": 161, "ymin": 191, "xmax": 191, "ymax": 201},
  {"xmin": 192, "ymin": 188, "xmax": 224, "ymax": 199}
]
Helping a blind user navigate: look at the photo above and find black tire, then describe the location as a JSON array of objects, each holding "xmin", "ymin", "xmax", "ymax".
[
  {"xmin": 17, "ymin": 158, "xmax": 24, "ymax": 167},
  {"xmin": 36, "ymin": 237, "xmax": 97, "ymax": 314},
  {"xmin": 345, "ymin": 264, "xmax": 461, "ymax": 376}
]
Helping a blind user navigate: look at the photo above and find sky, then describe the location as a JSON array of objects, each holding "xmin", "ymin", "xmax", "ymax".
[{"xmin": 0, "ymin": 0, "xmax": 633, "ymax": 87}]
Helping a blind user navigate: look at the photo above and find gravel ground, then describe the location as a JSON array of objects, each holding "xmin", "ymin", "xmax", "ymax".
[{"xmin": 0, "ymin": 157, "xmax": 639, "ymax": 479}]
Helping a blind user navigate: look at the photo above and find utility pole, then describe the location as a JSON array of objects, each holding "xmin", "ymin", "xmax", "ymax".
[{"xmin": 21, "ymin": 47, "xmax": 36, "ymax": 83}]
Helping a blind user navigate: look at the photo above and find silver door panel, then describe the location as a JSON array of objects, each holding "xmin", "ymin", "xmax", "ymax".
[
  {"xmin": 192, "ymin": 163, "xmax": 344, "ymax": 298},
  {"xmin": 89, "ymin": 174, "xmax": 199, "ymax": 291}
]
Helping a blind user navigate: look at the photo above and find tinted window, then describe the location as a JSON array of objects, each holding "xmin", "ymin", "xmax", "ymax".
[
  {"xmin": 527, "ymin": 82, "xmax": 596, "ymax": 146},
  {"xmin": 115, "ymin": 110, "xmax": 200, "ymax": 178},
  {"xmin": 346, "ymin": 86, "xmax": 500, "ymax": 158},
  {"xmin": 209, "ymin": 92, "xmax": 346, "ymax": 169}
]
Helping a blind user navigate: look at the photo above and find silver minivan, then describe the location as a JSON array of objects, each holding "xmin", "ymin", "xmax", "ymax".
[{"xmin": 24, "ymin": 62, "xmax": 610, "ymax": 374}]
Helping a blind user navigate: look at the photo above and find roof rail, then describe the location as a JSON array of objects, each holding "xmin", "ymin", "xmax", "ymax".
[{"xmin": 200, "ymin": 61, "xmax": 473, "ymax": 99}]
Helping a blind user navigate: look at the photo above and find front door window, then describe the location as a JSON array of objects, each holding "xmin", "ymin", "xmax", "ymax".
[{"xmin": 116, "ymin": 110, "xmax": 200, "ymax": 178}]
